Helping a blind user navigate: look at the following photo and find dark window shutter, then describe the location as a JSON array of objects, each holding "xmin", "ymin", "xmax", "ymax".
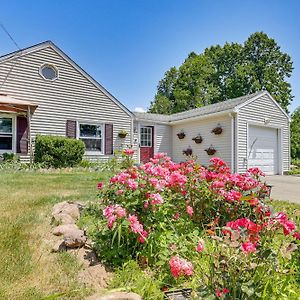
[
  {"xmin": 66, "ymin": 120, "xmax": 77, "ymax": 138},
  {"xmin": 105, "ymin": 123, "xmax": 113, "ymax": 155},
  {"xmin": 17, "ymin": 116, "xmax": 28, "ymax": 154}
]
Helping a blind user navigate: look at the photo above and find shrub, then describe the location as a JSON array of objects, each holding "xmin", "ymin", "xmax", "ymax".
[
  {"xmin": 84, "ymin": 152, "xmax": 300, "ymax": 299},
  {"xmin": 1, "ymin": 152, "xmax": 19, "ymax": 162},
  {"xmin": 34, "ymin": 135, "xmax": 85, "ymax": 168}
]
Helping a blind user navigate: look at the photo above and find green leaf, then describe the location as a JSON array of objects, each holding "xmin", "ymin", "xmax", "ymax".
[{"xmin": 241, "ymin": 285, "xmax": 255, "ymax": 297}]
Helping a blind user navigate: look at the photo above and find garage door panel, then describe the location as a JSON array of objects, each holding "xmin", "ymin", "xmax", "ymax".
[{"xmin": 248, "ymin": 125, "xmax": 278, "ymax": 175}]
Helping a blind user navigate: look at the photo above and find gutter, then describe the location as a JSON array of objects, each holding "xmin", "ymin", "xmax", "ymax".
[{"xmin": 169, "ymin": 109, "xmax": 235, "ymax": 125}]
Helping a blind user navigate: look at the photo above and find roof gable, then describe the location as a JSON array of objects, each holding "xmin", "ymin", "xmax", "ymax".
[
  {"xmin": 235, "ymin": 91, "xmax": 290, "ymax": 120},
  {"xmin": 0, "ymin": 41, "xmax": 133, "ymax": 117}
]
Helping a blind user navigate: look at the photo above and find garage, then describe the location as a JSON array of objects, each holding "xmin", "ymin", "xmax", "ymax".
[{"xmin": 248, "ymin": 125, "xmax": 279, "ymax": 175}]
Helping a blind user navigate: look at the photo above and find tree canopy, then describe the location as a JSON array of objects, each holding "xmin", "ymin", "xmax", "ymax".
[
  {"xmin": 291, "ymin": 106, "xmax": 300, "ymax": 159},
  {"xmin": 149, "ymin": 32, "xmax": 293, "ymax": 114}
]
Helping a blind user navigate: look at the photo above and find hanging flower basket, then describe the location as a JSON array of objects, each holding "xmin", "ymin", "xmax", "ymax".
[
  {"xmin": 205, "ymin": 146, "xmax": 216, "ymax": 155},
  {"xmin": 118, "ymin": 130, "xmax": 128, "ymax": 138},
  {"xmin": 192, "ymin": 135, "xmax": 203, "ymax": 144},
  {"xmin": 183, "ymin": 147, "xmax": 193, "ymax": 156},
  {"xmin": 177, "ymin": 131, "xmax": 186, "ymax": 139},
  {"xmin": 212, "ymin": 125, "xmax": 223, "ymax": 135}
]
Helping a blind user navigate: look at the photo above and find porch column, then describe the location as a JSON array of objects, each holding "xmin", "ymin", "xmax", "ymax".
[{"xmin": 27, "ymin": 105, "xmax": 33, "ymax": 164}]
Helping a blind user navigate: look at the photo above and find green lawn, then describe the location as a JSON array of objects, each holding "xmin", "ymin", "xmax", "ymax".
[
  {"xmin": 0, "ymin": 169, "xmax": 299, "ymax": 300},
  {"xmin": 0, "ymin": 169, "xmax": 110, "ymax": 300}
]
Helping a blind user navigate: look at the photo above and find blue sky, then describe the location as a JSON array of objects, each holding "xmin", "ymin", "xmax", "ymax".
[{"xmin": 0, "ymin": 0, "xmax": 299, "ymax": 113}]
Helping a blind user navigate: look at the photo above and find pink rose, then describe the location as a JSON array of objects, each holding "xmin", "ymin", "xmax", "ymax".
[{"xmin": 186, "ymin": 205, "xmax": 193, "ymax": 217}]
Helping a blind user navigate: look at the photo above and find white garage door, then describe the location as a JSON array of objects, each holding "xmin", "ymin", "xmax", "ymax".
[{"xmin": 248, "ymin": 125, "xmax": 279, "ymax": 175}]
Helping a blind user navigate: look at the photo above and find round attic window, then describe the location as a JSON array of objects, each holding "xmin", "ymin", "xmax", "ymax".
[{"xmin": 39, "ymin": 64, "xmax": 58, "ymax": 81}]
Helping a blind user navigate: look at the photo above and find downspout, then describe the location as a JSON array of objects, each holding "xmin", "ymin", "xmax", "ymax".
[
  {"xmin": 234, "ymin": 110, "xmax": 239, "ymax": 173},
  {"xmin": 130, "ymin": 117, "xmax": 134, "ymax": 146},
  {"xmin": 229, "ymin": 112, "xmax": 234, "ymax": 172}
]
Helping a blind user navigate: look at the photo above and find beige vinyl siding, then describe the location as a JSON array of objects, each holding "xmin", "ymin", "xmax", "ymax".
[
  {"xmin": 0, "ymin": 46, "xmax": 132, "ymax": 161},
  {"xmin": 155, "ymin": 124, "xmax": 172, "ymax": 156},
  {"xmin": 237, "ymin": 94, "xmax": 290, "ymax": 173},
  {"xmin": 172, "ymin": 115, "xmax": 233, "ymax": 168}
]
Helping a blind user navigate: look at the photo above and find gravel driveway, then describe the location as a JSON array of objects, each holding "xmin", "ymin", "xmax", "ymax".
[{"xmin": 265, "ymin": 175, "xmax": 300, "ymax": 204}]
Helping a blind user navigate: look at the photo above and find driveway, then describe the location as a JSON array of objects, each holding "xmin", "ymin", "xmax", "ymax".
[{"xmin": 265, "ymin": 175, "xmax": 300, "ymax": 204}]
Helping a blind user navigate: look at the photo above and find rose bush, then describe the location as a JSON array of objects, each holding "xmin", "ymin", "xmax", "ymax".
[{"xmin": 84, "ymin": 152, "xmax": 299, "ymax": 299}]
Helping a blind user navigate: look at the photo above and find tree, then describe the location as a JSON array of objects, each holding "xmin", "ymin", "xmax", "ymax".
[
  {"xmin": 149, "ymin": 32, "xmax": 293, "ymax": 114},
  {"xmin": 290, "ymin": 107, "xmax": 300, "ymax": 159},
  {"xmin": 243, "ymin": 32, "xmax": 293, "ymax": 110}
]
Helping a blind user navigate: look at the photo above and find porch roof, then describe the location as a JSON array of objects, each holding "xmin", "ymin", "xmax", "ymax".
[{"xmin": 0, "ymin": 94, "xmax": 37, "ymax": 113}]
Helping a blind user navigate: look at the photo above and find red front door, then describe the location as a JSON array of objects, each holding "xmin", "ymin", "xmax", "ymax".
[{"xmin": 140, "ymin": 126, "xmax": 154, "ymax": 164}]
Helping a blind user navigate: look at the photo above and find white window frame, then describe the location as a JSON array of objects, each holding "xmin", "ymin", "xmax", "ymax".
[
  {"xmin": 77, "ymin": 121, "xmax": 104, "ymax": 155},
  {"xmin": 39, "ymin": 63, "xmax": 59, "ymax": 81},
  {"xmin": 0, "ymin": 114, "xmax": 16, "ymax": 154},
  {"xmin": 140, "ymin": 126, "xmax": 153, "ymax": 148}
]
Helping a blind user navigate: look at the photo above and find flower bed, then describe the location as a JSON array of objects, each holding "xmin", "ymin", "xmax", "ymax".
[{"xmin": 83, "ymin": 152, "xmax": 300, "ymax": 299}]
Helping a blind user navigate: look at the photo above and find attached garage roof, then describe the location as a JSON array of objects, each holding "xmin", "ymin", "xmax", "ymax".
[{"xmin": 134, "ymin": 91, "xmax": 288, "ymax": 123}]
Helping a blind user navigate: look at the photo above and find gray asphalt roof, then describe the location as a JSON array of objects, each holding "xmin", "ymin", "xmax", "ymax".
[{"xmin": 134, "ymin": 91, "xmax": 265, "ymax": 123}]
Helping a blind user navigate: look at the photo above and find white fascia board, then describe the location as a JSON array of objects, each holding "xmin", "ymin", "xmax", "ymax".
[
  {"xmin": 169, "ymin": 109, "xmax": 234, "ymax": 125},
  {"xmin": 134, "ymin": 118, "xmax": 170, "ymax": 125}
]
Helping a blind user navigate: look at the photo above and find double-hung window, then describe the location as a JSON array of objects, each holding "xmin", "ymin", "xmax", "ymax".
[
  {"xmin": 79, "ymin": 123, "xmax": 103, "ymax": 153},
  {"xmin": 0, "ymin": 117, "xmax": 13, "ymax": 152}
]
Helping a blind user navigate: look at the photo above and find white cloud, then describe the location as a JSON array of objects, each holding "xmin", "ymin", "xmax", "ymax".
[{"xmin": 134, "ymin": 107, "xmax": 146, "ymax": 113}]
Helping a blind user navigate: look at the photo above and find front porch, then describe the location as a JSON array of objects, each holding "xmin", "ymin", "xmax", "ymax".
[{"xmin": 0, "ymin": 93, "xmax": 37, "ymax": 162}]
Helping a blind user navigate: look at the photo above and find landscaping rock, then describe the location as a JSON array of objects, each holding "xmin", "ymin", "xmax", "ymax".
[
  {"xmin": 53, "ymin": 224, "xmax": 79, "ymax": 236},
  {"xmin": 71, "ymin": 247, "xmax": 99, "ymax": 267},
  {"xmin": 52, "ymin": 201, "xmax": 81, "ymax": 224},
  {"xmin": 86, "ymin": 292, "xmax": 141, "ymax": 300},
  {"xmin": 78, "ymin": 264, "xmax": 112, "ymax": 290},
  {"xmin": 53, "ymin": 213, "xmax": 76, "ymax": 224},
  {"xmin": 63, "ymin": 228, "xmax": 87, "ymax": 248},
  {"xmin": 51, "ymin": 240, "xmax": 66, "ymax": 252}
]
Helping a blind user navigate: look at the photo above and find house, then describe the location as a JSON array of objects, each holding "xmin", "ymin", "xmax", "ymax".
[
  {"xmin": 0, "ymin": 41, "xmax": 290, "ymax": 175},
  {"xmin": 134, "ymin": 91, "xmax": 290, "ymax": 175},
  {"xmin": 0, "ymin": 41, "xmax": 133, "ymax": 163}
]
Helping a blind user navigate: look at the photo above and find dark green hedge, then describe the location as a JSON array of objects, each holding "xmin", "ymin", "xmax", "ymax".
[{"xmin": 34, "ymin": 135, "xmax": 85, "ymax": 168}]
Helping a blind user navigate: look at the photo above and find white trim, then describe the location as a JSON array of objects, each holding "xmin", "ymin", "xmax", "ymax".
[
  {"xmin": 134, "ymin": 118, "xmax": 169, "ymax": 125},
  {"xmin": 246, "ymin": 120, "xmax": 285, "ymax": 129},
  {"xmin": 153, "ymin": 125, "xmax": 157, "ymax": 155},
  {"xmin": 76, "ymin": 121, "xmax": 104, "ymax": 155},
  {"xmin": 0, "ymin": 113, "xmax": 16, "ymax": 154},
  {"xmin": 278, "ymin": 128, "xmax": 283, "ymax": 175},
  {"xmin": 229, "ymin": 112, "xmax": 235, "ymax": 172},
  {"xmin": 288, "ymin": 121, "xmax": 291, "ymax": 172},
  {"xmin": 247, "ymin": 122, "xmax": 282, "ymax": 175},
  {"xmin": 0, "ymin": 41, "xmax": 133, "ymax": 118},
  {"xmin": 137, "ymin": 122, "xmax": 141, "ymax": 163},
  {"xmin": 139, "ymin": 124, "xmax": 155, "ymax": 163},
  {"xmin": 235, "ymin": 91, "xmax": 290, "ymax": 121},
  {"xmin": 140, "ymin": 125, "xmax": 153, "ymax": 148},
  {"xmin": 39, "ymin": 63, "xmax": 59, "ymax": 81},
  {"xmin": 235, "ymin": 112, "xmax": 239, "ymax": 173},
  {"xmin": 169, "ymin": 109, "xmax": 234, "ymax": 125}
]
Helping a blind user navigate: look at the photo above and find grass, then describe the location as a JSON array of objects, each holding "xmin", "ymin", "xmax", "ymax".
[
  {"xmin": 0, "ymin": 169, "xmax": 110, "ymax": 300},
  {"xmin": 0, "ymin": 168, "xmax": 299, "ymax": 300}
]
